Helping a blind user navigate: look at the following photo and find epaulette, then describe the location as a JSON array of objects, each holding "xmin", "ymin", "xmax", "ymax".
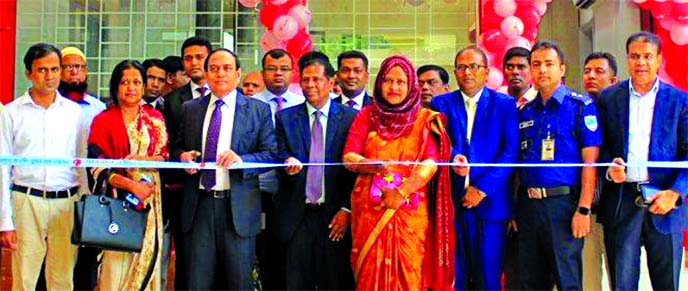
[{"xmin": 568, "ymin": 90, "xmax": 593, "ymax": 105}]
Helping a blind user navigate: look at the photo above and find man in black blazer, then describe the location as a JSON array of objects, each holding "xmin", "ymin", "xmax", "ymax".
[
  {"xmin": 333, "ymin": 50, "xmax": 373, "ymax": 110},
  {"xmin": 274, "ymin": 51, "xmax": 357, "ymax": 289},
  {"xmin": 161, "ymin": 36, "xmax": 212, "ymax": 290},
  {"xmin": 172, "ymin": 48, "xmax": 276, "ymax": 289}
]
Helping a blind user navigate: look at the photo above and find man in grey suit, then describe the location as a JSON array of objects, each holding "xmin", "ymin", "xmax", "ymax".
[{"xmin": 172, "ymin": 48, "xmax": 276, "ymax": 289}]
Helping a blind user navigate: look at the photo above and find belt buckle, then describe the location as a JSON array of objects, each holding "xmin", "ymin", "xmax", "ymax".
[
  {"xmin": 636, "ymin": 181, "xmax": 649, "ymax": 192},
  {"xmin": 212, "ymin": 191, "xmax": 225, "ymax": 198},
  {"xmin": 527, "ymin": 188, "xmax": 543, "ymax": 199},
  {"xmin": 42, "ymin": 190, "xmax": 47, "ymax": 199}
]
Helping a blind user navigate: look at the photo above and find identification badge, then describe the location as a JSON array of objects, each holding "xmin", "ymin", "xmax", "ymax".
[{"xmin": 541, "ymin": 138, "xmax": 555, "ymax": 161}]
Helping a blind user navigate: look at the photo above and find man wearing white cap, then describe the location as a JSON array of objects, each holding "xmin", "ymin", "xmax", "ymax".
[{"xmin": 58, "ymin": 46, "xmax": 105, "ymax": 127}]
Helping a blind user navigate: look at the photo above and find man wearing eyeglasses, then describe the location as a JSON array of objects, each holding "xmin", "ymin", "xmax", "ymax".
[
  {"xmin": 56, "ymin": 46, "xmax": 105, "ymax": 291},
  {"xmin": 252, "ymin": 48, "xmax": 304, "ymax": 290},
  {"xmin": 430, "ymin": 45, "xmax": 519, "ymax": 290},
  {"xmin": 58, "ymin": 46, "xmax": 106, "ymax": 127}
]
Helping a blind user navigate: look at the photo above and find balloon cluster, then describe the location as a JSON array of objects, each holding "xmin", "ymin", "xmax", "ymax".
[
  {"xmin": 632, "ymin": 0, "xmax": 688, "ymax": 90},
  {"xmin": 240, "ymin": 0, "xmax": 313, "ymax": 79},
  {"xmin": 479, "ymin": 0, "xmax": 552, "ymax": 88}
]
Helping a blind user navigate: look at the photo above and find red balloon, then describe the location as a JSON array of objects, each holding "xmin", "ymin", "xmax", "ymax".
[
  {"xmin": 481, "ymin": 29, "xmax": 508, "ymax": 53},
  {"xmin": 652, "ymin": 1, "xmax": 673, "ymax": 21},
  {"xmin": 522, "ymin": 25, "xmax": 538, "ymax": 42},
  {"xmin": 515, "ymin": 5, "xmax": 541, "ymax": 28},
  {"xmin": 286, "ymin": 29, "xmax": 313, "ymax": 60}
]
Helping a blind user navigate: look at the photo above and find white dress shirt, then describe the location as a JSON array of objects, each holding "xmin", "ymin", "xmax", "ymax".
[
  {"xmin": 305, "ymin": 99, "xmax": 330, "ymax": 204},
  {"xmin": 461, "ymin": 88, "xmax": 483, "ymax": 189},
  {"xmin": 0, "ymin": 90, "xmax": 87, "ymax": 231},
  {"xmin": 73, "ymin": 93, "xmax": 106, "ymax": 127},
  {"xmin": 200, "ymin": 90, "xmax": 237, "ymax": 191},
  {"xmin": 190, "ymin": 81, "xmax": 210, "ymax": 99},
  {"xmin": 626, "ymin": 78, "xmax": 659, "ymax": 182},
  {"xmin": 338, "ymin": 90, "xmax": 366, "ymax": 110}
]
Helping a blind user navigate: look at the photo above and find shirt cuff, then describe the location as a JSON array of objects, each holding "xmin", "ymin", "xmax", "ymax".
[
  {"xmin": 0, "ymin": 217, "xmax": 15, "ymax": 231},
  {"xmin": 605, "ymin": 168, "xmax": 613, "ymax": 182},
  {"xmin": 340, "ymin": 207, "xmax": 351, "ymax": 213}
]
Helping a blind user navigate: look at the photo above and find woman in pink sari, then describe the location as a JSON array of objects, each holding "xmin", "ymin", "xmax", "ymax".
[{"xmin": 343, "ymin": 55, "xmax": 455, "ymax": 290}]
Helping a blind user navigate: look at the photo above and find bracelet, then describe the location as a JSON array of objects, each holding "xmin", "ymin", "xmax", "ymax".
[{"xmin": 398, "ymin": 188, "xmax": 410, "ymax": 204}]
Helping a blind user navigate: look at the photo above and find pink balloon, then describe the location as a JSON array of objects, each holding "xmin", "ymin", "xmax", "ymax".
[
  {"xmin": 288, "ymin": 4, "xmax": 312, "ymax": 28},
  {"xmin": 674, "ymin": 3, "xmax": 688, "ymax": 24},
  {"xmin": 260, "ymin": 31, "xmax": 286, "ymax": 52},
  {"xmin": 534, "ymin": 0, "xmax": 548, "ymax": 16},
  {"xmin": 631, "ymin": 0, "xmax": 647, "ymax": 3},
  {"xmin": 494, "ymin": 0, "xmax": 517, "ymax": 17},
  {"xmin": 481, "ymin": 29, "xmax": 509, "ymax": 53},
  {"xmin": 670, "ymin": 24, "xmax": 688, "ymax": 45},
  {"xmin": 269, "ymin": 0, "xmax": 289, "ymax": 5},
  {"xmin": 486, "ymin": 67, "xmax": 504, "ymax": 89},
  {"xmin": 659, "ymin": 17, "xmax": 677, "ymax": 31},
  {"xmin": 501, "ymin": 16, "xmax": 524, "ymax": 39},
  {"xmin": 238, "ymin": 0, "xmax": 261, "ymax": 8},
  {"xmin": 515, "ymin": 0, "xmax": 536, "ymax": 4},
  {"xmin": 272, "ymin": 15, "xmax": 299, "ymax": 41},
  {"xmin": 506, "ymin": 36, "xmax": 532, "ymax": 50}
]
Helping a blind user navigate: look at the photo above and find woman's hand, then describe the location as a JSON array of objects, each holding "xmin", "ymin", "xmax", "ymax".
[
  {"xmin": 129, "ymin": 180, "xmax": 154, "ymax": 201},
  {"xmin": 356, "ymin": 159, "xmax": 387, "ymax": 174},
  {"xmin": 381, "ymin": 188, "xmax": 406, "ymax": 209}
]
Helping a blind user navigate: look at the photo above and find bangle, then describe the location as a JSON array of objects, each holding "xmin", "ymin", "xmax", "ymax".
[{"xmin": 398, "ymin": 188, "xmax": 410, "ymax": 204}]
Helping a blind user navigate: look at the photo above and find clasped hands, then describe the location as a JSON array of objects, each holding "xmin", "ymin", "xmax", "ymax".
[
  {"xmin": 607, "ymin": 157, "xmax": 680, "ymax": 215},
  {"xmin": 180, "ymin": 150, "xmax": 242, "ymax": 175}
]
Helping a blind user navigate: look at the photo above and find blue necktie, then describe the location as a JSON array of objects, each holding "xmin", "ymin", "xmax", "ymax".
[{"xmin": 201, "ymin": 99, "xmax": 224, "ymax": 189}]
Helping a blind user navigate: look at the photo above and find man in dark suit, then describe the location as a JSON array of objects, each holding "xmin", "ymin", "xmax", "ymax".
[
  {"xmin": 333, "ymin": 50, "xmax": 373, "ymax": 110},
  {"xmin": 597, "ymin": 31, "xmax": 687, "ymax": 291},
  {"xmin": 430, "ymin": 45, "xmax": 519, "ymax": 290},
  {"xmin": 274, "ymin": 51, "xmax": 357, "ymax": 290},
  {"xmin": 161, "ymin": 36, "xmax": 212, "ymax": 290},
  {"xmin": 172, "ymin": 48, "xmax": 276, "ymax": 289}
]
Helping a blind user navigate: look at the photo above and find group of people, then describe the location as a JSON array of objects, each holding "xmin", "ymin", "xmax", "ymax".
[{"xmin": 0, "ymin": 30, "xmax": 685, "ymax": 291}]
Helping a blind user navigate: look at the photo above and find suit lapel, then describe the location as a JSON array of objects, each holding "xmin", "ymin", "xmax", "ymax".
[
  {"xmin": 648, "ymin": 81, "xmax": 669, "ymax": 160},
  {"xmin": 195, "ymin": 95, "xmax": 211, "ymax": 150},
  {"xmin": 454, "ymin": 91, "xmax": 469, "ymax": 145},
  {"xmin": 296, "ymin": 104, "xmax": 311, "ymax": 154},
  {"xmin": 617, "ymin": 81, "xmax": 630, "ymax": 159},
  {"xmin": 325, "ymin": 104, "xmax": 342, "ymax": 162},
  {"xmin": 231, "ymin": 93, "xmax": 248, "ymax": 151},
  {"xmin": 182, "ymin": 84, "xmax": 193, "ymax": 102},
  {"xmin": 472, "ymin": 88, "xmax": 490, "ymax": 139}
]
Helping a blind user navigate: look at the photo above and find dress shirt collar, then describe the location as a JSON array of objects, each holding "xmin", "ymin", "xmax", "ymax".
[
  {"xmin": 461, "ymin": 87, "xmax": 483, "ymax": 105},
  {"xmin": 139, "ymin": 96, "xmax": 164, "ymax": 107},
  {"xmin": 190, "ymin": 81, "xmax": 209, "ymax": 98},
  {"xmin": 536, "ymin": 84, "xmax": 566, "ymax": 106},
  {"xmin": 522, "ymin": 86, "xmax": 538, "ymax": 103},
  {"xmin": 306, "ymin": 98, "xmax": 331, "ymax": 119},
  {"xmin": 629, "ymin": 77, "xmax": 660, "ymax": 98},
  {"xmin": 20, "ymin": 89, "xmax": 70, "ymax": 108},
  {"xmin": 210, "ymin": 89, "xmax": 237, "ymax": 107},
  {"xmin": 341, "ymin": 90, "xmax": 366, "ymax": 107}
]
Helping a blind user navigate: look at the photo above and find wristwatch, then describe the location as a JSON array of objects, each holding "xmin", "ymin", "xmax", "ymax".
[{"xmin": 577, "ymin": 206, "xmax": 591, "ymax": 216}]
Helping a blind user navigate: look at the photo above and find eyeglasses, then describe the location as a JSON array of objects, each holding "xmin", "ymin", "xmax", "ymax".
[
  {"xmin": 455, "ymin": 64, "xmax": 486, "ymax": 72},
  {"xmin": 62, "ymin": 64, "xmax": 86, "ymax": 71}
]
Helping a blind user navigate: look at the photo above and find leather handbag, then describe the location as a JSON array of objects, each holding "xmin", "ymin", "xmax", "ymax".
[{"xmin": 71, "ymin": 194, "xmax": 148, "ymax": 252}]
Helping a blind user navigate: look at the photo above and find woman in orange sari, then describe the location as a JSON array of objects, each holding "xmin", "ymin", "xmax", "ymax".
[
  {"xmin": 88, "ymin": 60, "xmax": 168, "ymax": 290},
  {"xmin": 343, "ymin": 55, "xmax": 455, "ymax": 290}
]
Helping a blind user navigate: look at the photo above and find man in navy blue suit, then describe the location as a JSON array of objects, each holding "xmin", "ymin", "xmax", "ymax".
[
  {"xmin": 430, "ymin": 45, "xmax": 519, "ymax": 290},
  {"xmin": 333, "ymin": 50, "xmax": 373, "ymax": 110},
  {"xmin": 172, "ymin": 48, "xmax": 276, "ymax": 289},
  {"xmin": 274, "ymin": 51, "xmax": 357, "ymax": 290},
  {"xmin": 597, "ymin": 31, "xmax": 688, "ymax": 291}
]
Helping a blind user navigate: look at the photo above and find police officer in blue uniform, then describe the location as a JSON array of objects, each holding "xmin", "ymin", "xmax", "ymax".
[{"xmin": 517, "ymin": 40, "xmax": 601, "ymax": 291}]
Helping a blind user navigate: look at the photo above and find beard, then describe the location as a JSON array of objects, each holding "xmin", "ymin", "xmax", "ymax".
[{"xmin": 58, "ymin": 81, "xmax": 88, "ymax": 96}]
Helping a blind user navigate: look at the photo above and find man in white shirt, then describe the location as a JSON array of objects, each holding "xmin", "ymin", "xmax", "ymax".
[
  {"xmin": 0, "ymin": 43, "xmax": 86, "ymax": 291},
  {"xmin": 255, "ymin": 48, "xmax": 305, "ymax": 115},
  {"xmin": 58, "ymin": 46, "xmax": 106, "ymax": 126},
  {"xmin": 333, "ymin": 50, "xmax": 373, "ymax": 110}
]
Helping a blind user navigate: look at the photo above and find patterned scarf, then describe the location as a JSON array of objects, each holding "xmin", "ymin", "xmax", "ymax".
[{"xmin": 370, "ymin": 55, "xmax": 421, "ymax": 139}]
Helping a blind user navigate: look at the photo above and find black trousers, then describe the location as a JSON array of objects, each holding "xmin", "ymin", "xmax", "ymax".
[
  {"xmin": 256, "ymin": 191, "xmax": 286, "ymax": 290},
  {"xmin": 185, "ymin": 193, "xmax": 255, "ymax": 290}
]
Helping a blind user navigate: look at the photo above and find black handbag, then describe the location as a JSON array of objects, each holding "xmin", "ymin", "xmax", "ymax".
[{"xmin": 71, "ymin": 193, "xmax": 148, "ymax": 252}]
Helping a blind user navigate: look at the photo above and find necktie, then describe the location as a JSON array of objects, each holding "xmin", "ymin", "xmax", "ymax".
[
  {"xmin": 272, "ymin": 96, "xmax": 284, "ymax": 111},
  {"xmin": 305, "ymin": 110, "xmax": 324, "ymax": 204},
  {"xmin": 466, "ymin": 99, "xmax": 476, "ymax": 142},
  {"xmin": 197, "ymin": 87, "xmax": 208, "ymax": 97},
  {"xmin": 346, "ymin": 99, "xmax": 356, "ymax": 108},
  {"xmin": 465, "ymin": 99, "xmax": 476, "ymax": 190},
  {"xmin": 201, "ymin": 99, "xmax": 224, "ymax": 189}
]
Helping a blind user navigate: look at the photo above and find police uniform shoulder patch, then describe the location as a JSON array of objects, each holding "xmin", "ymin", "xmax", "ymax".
[
  {"xmin": 569, "ymin": 91, "xmax": 593, "ymax": 105},
  {"xmin": 584, "ymin": 115, "xmax": 598, "ymax": 131}
]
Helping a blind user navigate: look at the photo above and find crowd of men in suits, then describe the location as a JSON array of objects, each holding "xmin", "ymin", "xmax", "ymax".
[{"xmin": 0, "ymin": 30, "xmax": 686, "ymax": 291}]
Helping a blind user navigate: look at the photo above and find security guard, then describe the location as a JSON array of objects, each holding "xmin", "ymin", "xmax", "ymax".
[{"xmin": 517, "ymin": 40, "xmax": 601, "ymax": 291}]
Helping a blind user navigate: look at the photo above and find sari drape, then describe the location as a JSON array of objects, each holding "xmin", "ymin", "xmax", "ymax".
[
  {"xmin": 344, "ymin": 107, "xmax": 455, "ymax": 290},
  {"xmin": 87, "ymin": 106, "xmax": 168, "ymax": 290}
]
